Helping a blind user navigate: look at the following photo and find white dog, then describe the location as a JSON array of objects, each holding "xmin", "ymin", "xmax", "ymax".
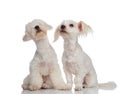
[
  {"xmin": 54, "ymin": 20, "xmax": 116, "ymax": 90},
  {"xmin": 22, "ymin": 19, "xmax": 67, "ymax": 90}
]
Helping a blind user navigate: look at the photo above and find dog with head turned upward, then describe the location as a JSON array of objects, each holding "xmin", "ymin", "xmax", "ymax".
[
  {"xmin": 54, "ymin": 20, "xmax": 116, "ymax": 91},
  {"xmin": 22, "ymin": 19, "xmax": 67, "ymax": 91}
]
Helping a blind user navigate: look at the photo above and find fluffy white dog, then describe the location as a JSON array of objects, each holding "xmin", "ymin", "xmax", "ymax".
[
  {"xmin": 54, "ymin": 20, "xmax": 116, "ymax": 90},
  {"xmin": 22, "ymin": 19, "xmax": 67, "ymax": 90}
]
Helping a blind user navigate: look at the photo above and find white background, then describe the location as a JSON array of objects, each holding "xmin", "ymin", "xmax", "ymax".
[{"xmin": 0, "ymin": 0, "xmax": 119, "ymax": 94}]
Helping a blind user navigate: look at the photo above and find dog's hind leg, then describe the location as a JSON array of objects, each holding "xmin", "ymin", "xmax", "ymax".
[
  {"xmin": 22, "ymin": 75, "xmax": 30, "ymax": 90},
  {"xmin": 83, "ymin": 69, "xmax": 98, "ymax": 88}
]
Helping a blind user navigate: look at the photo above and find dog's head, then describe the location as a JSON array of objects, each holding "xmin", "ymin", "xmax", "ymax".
[
  {"xmin": 54, "ymin": 20, "xmax": 92, "ymax": 41},
  {"xmin": 23, "ymin": 19, "xmax": 52, "ymax": 41}
]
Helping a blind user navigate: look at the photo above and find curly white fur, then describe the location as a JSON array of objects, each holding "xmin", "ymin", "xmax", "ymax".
[
  {"xmin": 54, "ymin": 20, "xmax": 116, "ymax": 91},
  {"xmin": 22, "ymin": 19, "xmax": 67, "ymax": 90}
]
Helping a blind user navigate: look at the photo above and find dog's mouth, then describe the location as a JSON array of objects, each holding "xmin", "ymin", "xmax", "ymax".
[
  {"xmin": 36, "ymin": 29, "xmax": 42, "ymax": 33},
  {"xmin": 60, "ymin": 30, "xmax": 68, "ymax": 34}
]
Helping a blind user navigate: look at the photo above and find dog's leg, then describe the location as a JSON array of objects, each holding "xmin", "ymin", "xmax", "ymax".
[
  {"xmin": 42, "ymin": 76, "xmax": 53, "ymax": 89},
  {"xmin": 28, "ymin": 62, "xmax": 43, "ymax": 90},
  {"xmin": 22, "ymin": 75, "xmax": 30, "ymax": 90},
  {"xmin": 74, "ymin": 73, "xmax": 86, "ymax": 91},
  {"xmin": 29, "ymin": 72, "xmax": 43, "ymax": 90},
  {"xmin": 64, "ymin": 68, "xmax": 73, "ymax": 90},
  {"xmin": 84, "ymin": 70, "xmax": 98, "ymax": 88},
  {"xmin": 49, "ymin": 67, "xmax": 67, "ymax": 90}
]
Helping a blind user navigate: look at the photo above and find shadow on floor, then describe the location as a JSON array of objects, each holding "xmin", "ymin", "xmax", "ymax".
[{"xmin": 22, "ymin": 87, "xmax": 98, "ymax": 94}]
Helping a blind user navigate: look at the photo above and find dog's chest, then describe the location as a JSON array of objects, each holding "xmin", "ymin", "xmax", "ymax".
[
  {"xmin": 63, "ymin": 48, "xmax": 82, "ymax": 65},
  {"xmin": 39, "ymin": 63, "xmax": 53, "ymax": 75},
  {"xmin": 65, "ymin": 62, "xmax": 80, "ymax": 74}
]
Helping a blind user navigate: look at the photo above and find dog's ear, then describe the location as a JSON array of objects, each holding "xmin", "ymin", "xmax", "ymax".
[
  {"xmin": 53, "ymin": 27, "xmax": 60, "ymax": 42},
  {"xmin": 23, "ymin": 33, "xmax": 31, "ymax": 41},
  {"xmin": 44, "ymin": 23, "xmax": 52, "ymax": 30},
  {"xmin": 78, "ymin": 21, "xmax": 92, "ymax": 36}
]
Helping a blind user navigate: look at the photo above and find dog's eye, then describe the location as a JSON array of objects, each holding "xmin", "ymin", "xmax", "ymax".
[{"xmin": 69, "ymin": 24, "xmax": 74, "ymax": 27}]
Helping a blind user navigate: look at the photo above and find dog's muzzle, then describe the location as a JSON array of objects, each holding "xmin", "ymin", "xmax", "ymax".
[
  {"xmin": 34, "ymin": 25, "xmax": 42, "ymax": 33},
  {"xmin": 61, "ymin": 25, "xmax": 66, "ymax": 30},
  {"xmin": 60, "ymin": 25, "xmax": 67, "ymax": 33}
]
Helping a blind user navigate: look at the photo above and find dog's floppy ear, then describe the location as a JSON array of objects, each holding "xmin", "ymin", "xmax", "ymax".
[
  {"xmin": 23, "ymin": 33, "xmax": 31, "ymax": 41},
  {"xmin": 78, "ymin": 21, "xmax": 92, "ymax": 36},
  {"xmin": 53, "ymin": 27, "xmax": 60, "ymax": 42},
  {"xmin": 44, "ymin": 23, "xmax": 52, "ymax": 30}
]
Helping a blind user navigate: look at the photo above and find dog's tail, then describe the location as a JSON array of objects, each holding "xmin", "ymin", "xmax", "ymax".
[{"xmin": 98, "ymin": 81, "xmax": 117, "ymax": 90}]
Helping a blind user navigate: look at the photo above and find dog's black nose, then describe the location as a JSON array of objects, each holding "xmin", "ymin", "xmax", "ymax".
[
  {"xmin": 34, "ymin": 25, "xmax": 40, "ymax": 30},
  {"xmin": 61, "ymin": 25, "xmax": 66, "ymax": 30}
]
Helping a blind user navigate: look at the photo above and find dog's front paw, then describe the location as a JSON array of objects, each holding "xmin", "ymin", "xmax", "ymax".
[
  {"xmin": 42, "ymin": 83, "xmax": 51, "ymax": 89},
  {"xmin": 29, "ymin": 84, "xmax": 41, "ymax": 91},
  {"xmin": 75, "ymin": 84, "xmax": 83, "ymax": 91}
]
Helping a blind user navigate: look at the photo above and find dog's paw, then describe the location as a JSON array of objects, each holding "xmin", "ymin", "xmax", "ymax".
[
  {"xmin": 75, "ymin": 87, "xmax": 83, "ymax": 91},
  {"xmin": 42, "ymin": 83, "xmax": 51, "ymax": 89},
  {"xmin": 22, "ymin": 84, "xmax": 29, "ymax": 90},
  {"xmin": 29, "ymin": 84, "xmax": 41, "ymax": 91},
  {"xmin": 75, "ymin": 84, "xmax": 83, "ymax": 91}
]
